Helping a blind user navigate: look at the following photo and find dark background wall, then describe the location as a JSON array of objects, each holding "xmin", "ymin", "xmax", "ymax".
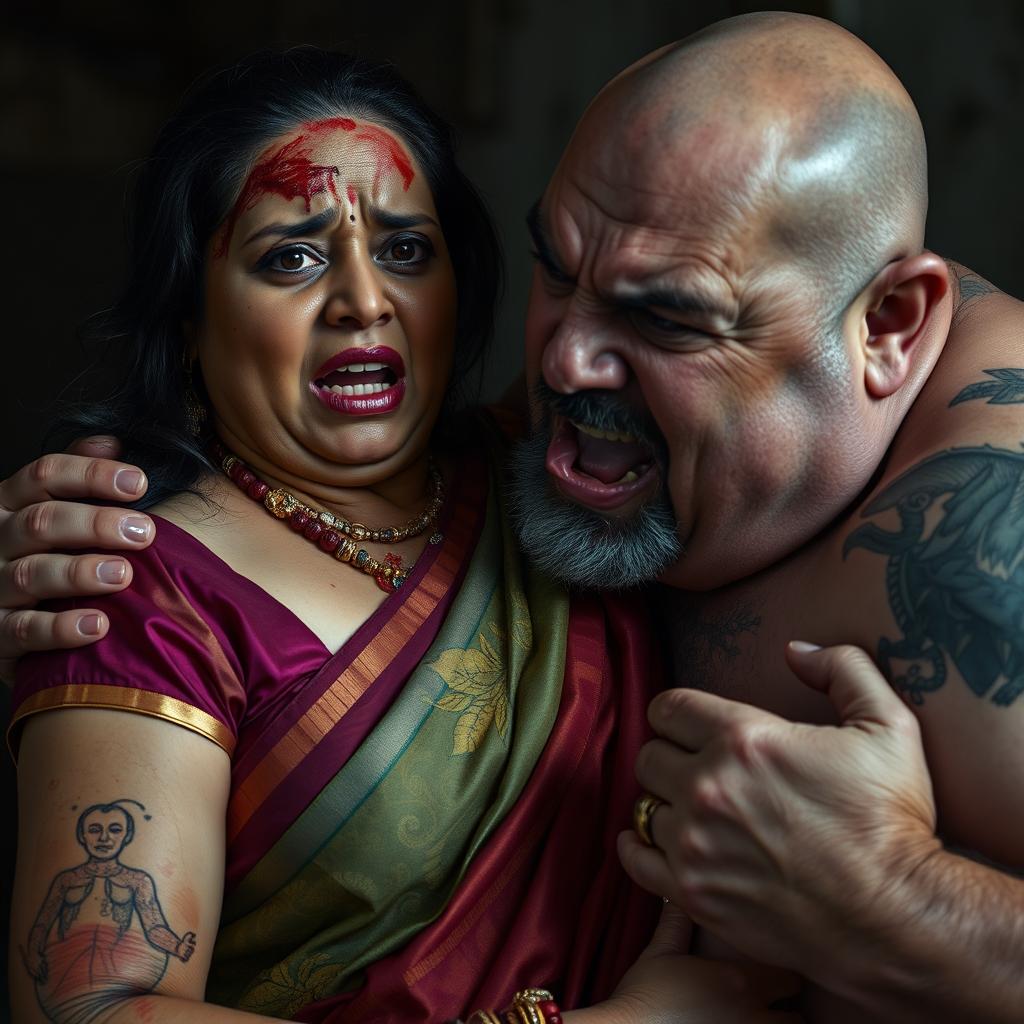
[{"xmin": 2, "ymin": 1, "xmax": 1023, "ymax": 1013}]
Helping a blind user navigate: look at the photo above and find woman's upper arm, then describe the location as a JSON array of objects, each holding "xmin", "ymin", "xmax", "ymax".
[{"xmin": 11, "ymin": 708, "xmax": 230, "ymax": 1024}]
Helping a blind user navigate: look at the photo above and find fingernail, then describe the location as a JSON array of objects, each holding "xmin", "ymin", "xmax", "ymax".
[
  {"xmin": 789, "ymin": 640, "xmax": 822, "ymax": 653},
  {"xmin": 77, "ymin": 614, "xmax": 104, "ymax": 636},
  {"xmin": 119, "ymin": 515, "xmax": 152, "ymax": 543},
  {"xmin": 114, "ymin": 469, "xmax": 145, "ymax": 496},
  {"xmin": 97, "ymin": 560, "xmax": 127, "ymax": 584}
]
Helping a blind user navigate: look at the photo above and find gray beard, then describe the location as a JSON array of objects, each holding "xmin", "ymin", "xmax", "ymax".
[{"xmin": 506, "ymin": 428, "xmax": 682, "ymax": 590}]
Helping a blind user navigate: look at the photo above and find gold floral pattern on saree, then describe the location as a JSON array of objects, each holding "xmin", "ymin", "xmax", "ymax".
[
  {"xmin": 427, "ymin": 595, "xmax": 533, "ymax": 755},
  {"xmin": 238, "ymin": 950, "xmax": 342, "ymax": 1017}
]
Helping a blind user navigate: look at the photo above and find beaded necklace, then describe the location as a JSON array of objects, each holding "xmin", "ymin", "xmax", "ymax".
[{"xmin": 212, "ymin": 442, "xmax": 444, "ymax": 593}]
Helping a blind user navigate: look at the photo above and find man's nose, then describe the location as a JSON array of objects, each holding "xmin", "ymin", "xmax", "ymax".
[
  {"xmin": 541, "ymin": 308, "xmax": 629, "ymax": 393},
  {"xmin": 323, "ymin": 251, "xmax": 395, "ymax": 330}
]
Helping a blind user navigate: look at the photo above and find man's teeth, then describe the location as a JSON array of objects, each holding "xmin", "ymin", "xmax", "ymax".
[
  {"xmin": 571, "ymin": 420, "xmax": 638, "ymax": 443},
  {"xmin": 328, "ymin": 382, "xmax": 393, "ymax": 396}
]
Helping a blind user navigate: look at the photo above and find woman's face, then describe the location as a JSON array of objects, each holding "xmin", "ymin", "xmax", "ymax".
[{"xmin": 196, "ymin": 117, "xmax": 457, "ymax": 488}]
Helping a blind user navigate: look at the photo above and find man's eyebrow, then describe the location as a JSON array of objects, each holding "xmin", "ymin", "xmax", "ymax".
[
  {"xmin": 243, "ymin": 207, "xmax": 340, "ymax": 246},
  {"xmin": 366, "ymin": 205, "xmax": 439, "ymax": 229},
  {"xmin": 622, "ymin": 287, "xmax": 733, "ymax": 322},
  {"xmin": 526, "ymin": 200, "xmax": 569, "ymax": 277}
]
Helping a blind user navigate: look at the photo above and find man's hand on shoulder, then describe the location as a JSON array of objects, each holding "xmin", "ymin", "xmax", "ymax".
[{"xmin": 0, "ymin": 436, "xmax": 151, "ymax": 682}]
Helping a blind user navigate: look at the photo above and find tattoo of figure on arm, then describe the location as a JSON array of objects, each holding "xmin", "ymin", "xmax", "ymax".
[
  {"xmin": 843, "ymin": 445, "xmax": 1024, "ymax": 707},
  {"xmin": 22, "ymin": 800, "xmax": 197, "ymax": 1023}
]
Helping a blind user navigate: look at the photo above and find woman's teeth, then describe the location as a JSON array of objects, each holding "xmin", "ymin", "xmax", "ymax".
[
  {"xmin": 319, "ymin": 361, "xmax": 397, "ymax": 396},
  {"xmin": 328, "ymin": 381, "xmax": 393, "ymax": 396},
  {"xmin": 337, "ymin": 362, "xmax": 386, "ymax": 373}
]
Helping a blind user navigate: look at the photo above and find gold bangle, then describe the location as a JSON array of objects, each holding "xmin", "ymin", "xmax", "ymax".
[{"xmin": 511, "ymin": 989, "xmax": 556, "ymax": 1024}]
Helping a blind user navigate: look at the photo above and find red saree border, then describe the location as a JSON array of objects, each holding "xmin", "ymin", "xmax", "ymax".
[
  {"xmin": 225, "ymin": 454, "xmax": 489, "ymax": 846},
  {"xmin": 8, "ymin": 683, "xmax": 235, "ymax": 757}
]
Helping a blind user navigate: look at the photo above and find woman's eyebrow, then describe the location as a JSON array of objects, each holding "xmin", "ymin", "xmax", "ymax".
[
  {"xmin": 242, "ymin": 207, "xmax": 340, "ymax": 246},
  {"xmin": 366, "ymin": 205, "xmax": 439, "ymax": 229}
]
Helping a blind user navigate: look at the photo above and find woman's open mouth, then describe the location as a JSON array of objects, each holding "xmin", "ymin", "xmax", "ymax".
[{"xmin": 309, "ymin": 346, "xmax": 406, "ymax": 416}]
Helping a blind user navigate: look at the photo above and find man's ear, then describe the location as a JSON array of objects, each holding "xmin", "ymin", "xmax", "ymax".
[{"xmin": 858, "ymin": 252, "xmax": 948, "ymax": 399}]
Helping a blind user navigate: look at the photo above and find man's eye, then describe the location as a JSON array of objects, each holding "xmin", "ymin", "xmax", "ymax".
[
  {"xmin": 377, "ymin": 235, "xmax": 433, "ymax": 269},
  {"xmin": 633, "ymin": 309, "xmax": 692, "ymax": 335},
  {"xmin": 529, "ymin": 249, "xmax": 574, "ymax": 290},
  {"xmin": 259, "ymin": 245, "xmax": 324, "ymax": 274}
]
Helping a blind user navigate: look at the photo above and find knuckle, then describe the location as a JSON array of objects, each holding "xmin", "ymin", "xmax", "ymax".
[
  {"xmin": 724, "ymin": 719, "xmax": 767, "ymax": 766},
  {"xmin": 650, "ymin": 687, "xmax": 692, "ymax": 725},
  {"xmin": 22, "ymin": 502, "xmax": 55, "ymax": 542},
  {"xmin": 8, "ymin": 609, "xmax": 36, "ymax": 645},
  {"xmin": 27, "ymin": 454, "xmax": 62, "ymax": 489},
  {"xmin": 673, "ymin": 824, "xmax": 710, "ymax": 862},
  {"xmin": 691, "ymin": 775, "xmax": 727, "ymax": 816},
  {"xmin": 635, "ymin": 741, "xmax": 656, "ymax": 781},
  {"xmin": 82, "ymin": 457, "xmax": 109, "ymax": 490},
  {"xmin": 10, "ymin": 556, "xmax": 37, "ymax": 599},
  {"xmin": 831, "ymin": 643, "xmax": 874, "ymax": 675}
]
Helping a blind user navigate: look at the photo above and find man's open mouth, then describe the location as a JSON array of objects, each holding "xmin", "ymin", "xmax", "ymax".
[{"xmin": 545, "ymin": 415, "xmax": 659, "ymax": 512}]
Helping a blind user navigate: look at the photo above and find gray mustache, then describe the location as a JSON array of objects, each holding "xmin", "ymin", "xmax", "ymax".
[{"xmin": 532, "ymin": 381, "xmax": 668, "ymax": 460}]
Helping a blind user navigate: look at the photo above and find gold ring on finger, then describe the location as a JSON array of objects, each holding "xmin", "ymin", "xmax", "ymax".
[{"xmin": 633, "ymin": 792, "xmax": 665, "ymax": 847}]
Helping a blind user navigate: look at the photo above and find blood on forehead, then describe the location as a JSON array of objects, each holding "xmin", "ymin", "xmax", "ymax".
[{"xmin": 213, "ymin": 116, "xmax": 416, "ymax": 257}]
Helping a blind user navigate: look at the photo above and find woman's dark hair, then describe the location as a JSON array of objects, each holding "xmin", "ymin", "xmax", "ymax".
[{"xmin": 58, "ymin": 48, "xmax": 503, "ymax": 508}]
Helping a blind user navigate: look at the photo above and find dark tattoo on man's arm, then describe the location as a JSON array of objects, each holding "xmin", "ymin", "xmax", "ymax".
[
  {"xmin": 948, "ymin": 262, "xmax": 1000, "ymax": 324},
  {"xmin": 23, "ymin": 799, "xmax": 197, "ymax": 1023},
  {"xmin": 950, "ymin": 368, "xmax": 1024, "ymax": 408},
  {"xmin": 843, "ymin": 445, "xmax": 1024, "ymax": 707}
]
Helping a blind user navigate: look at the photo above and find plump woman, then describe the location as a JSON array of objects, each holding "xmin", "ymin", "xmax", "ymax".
[{"xmin": 9, "ymin": 49, "xmax": 798, "ymax": 1024}]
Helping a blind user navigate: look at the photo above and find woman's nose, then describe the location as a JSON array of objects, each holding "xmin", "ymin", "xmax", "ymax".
[
  {"xmin": 323, "ymin": 252, "xmax": 395, "ymax": 330},
  {"xmin": 540, "ymin": 308, "xmax": 630, "ymax": 394}
]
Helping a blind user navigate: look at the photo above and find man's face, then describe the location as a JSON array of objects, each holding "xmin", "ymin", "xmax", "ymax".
[
  {"xmin": 81, "ymin": 810, "xmax": 130, "ymax": 860},
  {"xmin": 517, "ymin": 112, "xmax": 875, "ymax": 590}
]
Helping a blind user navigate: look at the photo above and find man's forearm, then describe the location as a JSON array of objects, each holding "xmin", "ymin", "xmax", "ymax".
[{"xmin": 839, "ymin": 847, "xmax": 1024, "ymax": 1023}]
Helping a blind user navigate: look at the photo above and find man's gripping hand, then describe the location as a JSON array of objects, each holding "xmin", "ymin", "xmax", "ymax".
[
  {"xmin": 618, "ymin": 642, "xmax": 941, "ymax": 999},
  {"xmin": 0, "ymin": 436, "xmax": 152, "ymax": 682}
]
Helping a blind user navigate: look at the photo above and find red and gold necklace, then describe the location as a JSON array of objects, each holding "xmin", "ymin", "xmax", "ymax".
[{"xmin": 212, "ymin": 442, "xmax": 444, "ymax": 593}]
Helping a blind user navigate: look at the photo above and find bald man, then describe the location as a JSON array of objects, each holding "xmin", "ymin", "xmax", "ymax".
[
  {"xmin": 2, "ymin": 12, "xmax": 1022, "ymax": 1022},
  {"xmin": 508, "ymin": 13, "xmax": 1024, "ymax": 1022}
]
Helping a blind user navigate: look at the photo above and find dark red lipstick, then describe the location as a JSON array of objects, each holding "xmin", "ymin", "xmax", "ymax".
[{"xmin": 310, "ymin": 346, "xmax": 406, "ymax": 416}]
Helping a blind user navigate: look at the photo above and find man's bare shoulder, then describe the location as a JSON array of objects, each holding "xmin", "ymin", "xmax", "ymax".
[{"xmin": 667, "ymin": 267, "xmax": 1024, "ymax": 866}]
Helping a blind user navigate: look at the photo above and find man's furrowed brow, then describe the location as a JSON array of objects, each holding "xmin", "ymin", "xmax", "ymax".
[
  {"xmin": 624, "ymin": 286, "xmax": 734, "ymax": 323},
  {"xmin": 526, "ymin": 200, "xmax": 569, "ymax": 277},
  {"xmin": 242, "ymin": 207, "xmax": 340, "ymax": 246}
]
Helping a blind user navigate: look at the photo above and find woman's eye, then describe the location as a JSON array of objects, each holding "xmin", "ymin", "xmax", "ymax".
[
  {"xmin": 259, "ymin": 245, "xmax": 324, "ymax": 274},
  {"xmin": 377, "ymin": 235, "xmax": 433, "ymax": 269}
]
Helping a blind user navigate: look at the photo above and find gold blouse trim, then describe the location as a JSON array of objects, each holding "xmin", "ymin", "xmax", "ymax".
[{"xmin": 8, "ymin": 684, "xmax": 235, "ymax": 759}]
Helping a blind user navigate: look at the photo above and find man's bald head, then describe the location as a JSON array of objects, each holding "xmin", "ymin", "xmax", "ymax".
[
  {"xmin": 516, "ymin": 14, "xmax": 948, "ymax": 592},
  {"xmin": 573, "ymin": 11, "xmax": 929, "ymax": 322}
]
